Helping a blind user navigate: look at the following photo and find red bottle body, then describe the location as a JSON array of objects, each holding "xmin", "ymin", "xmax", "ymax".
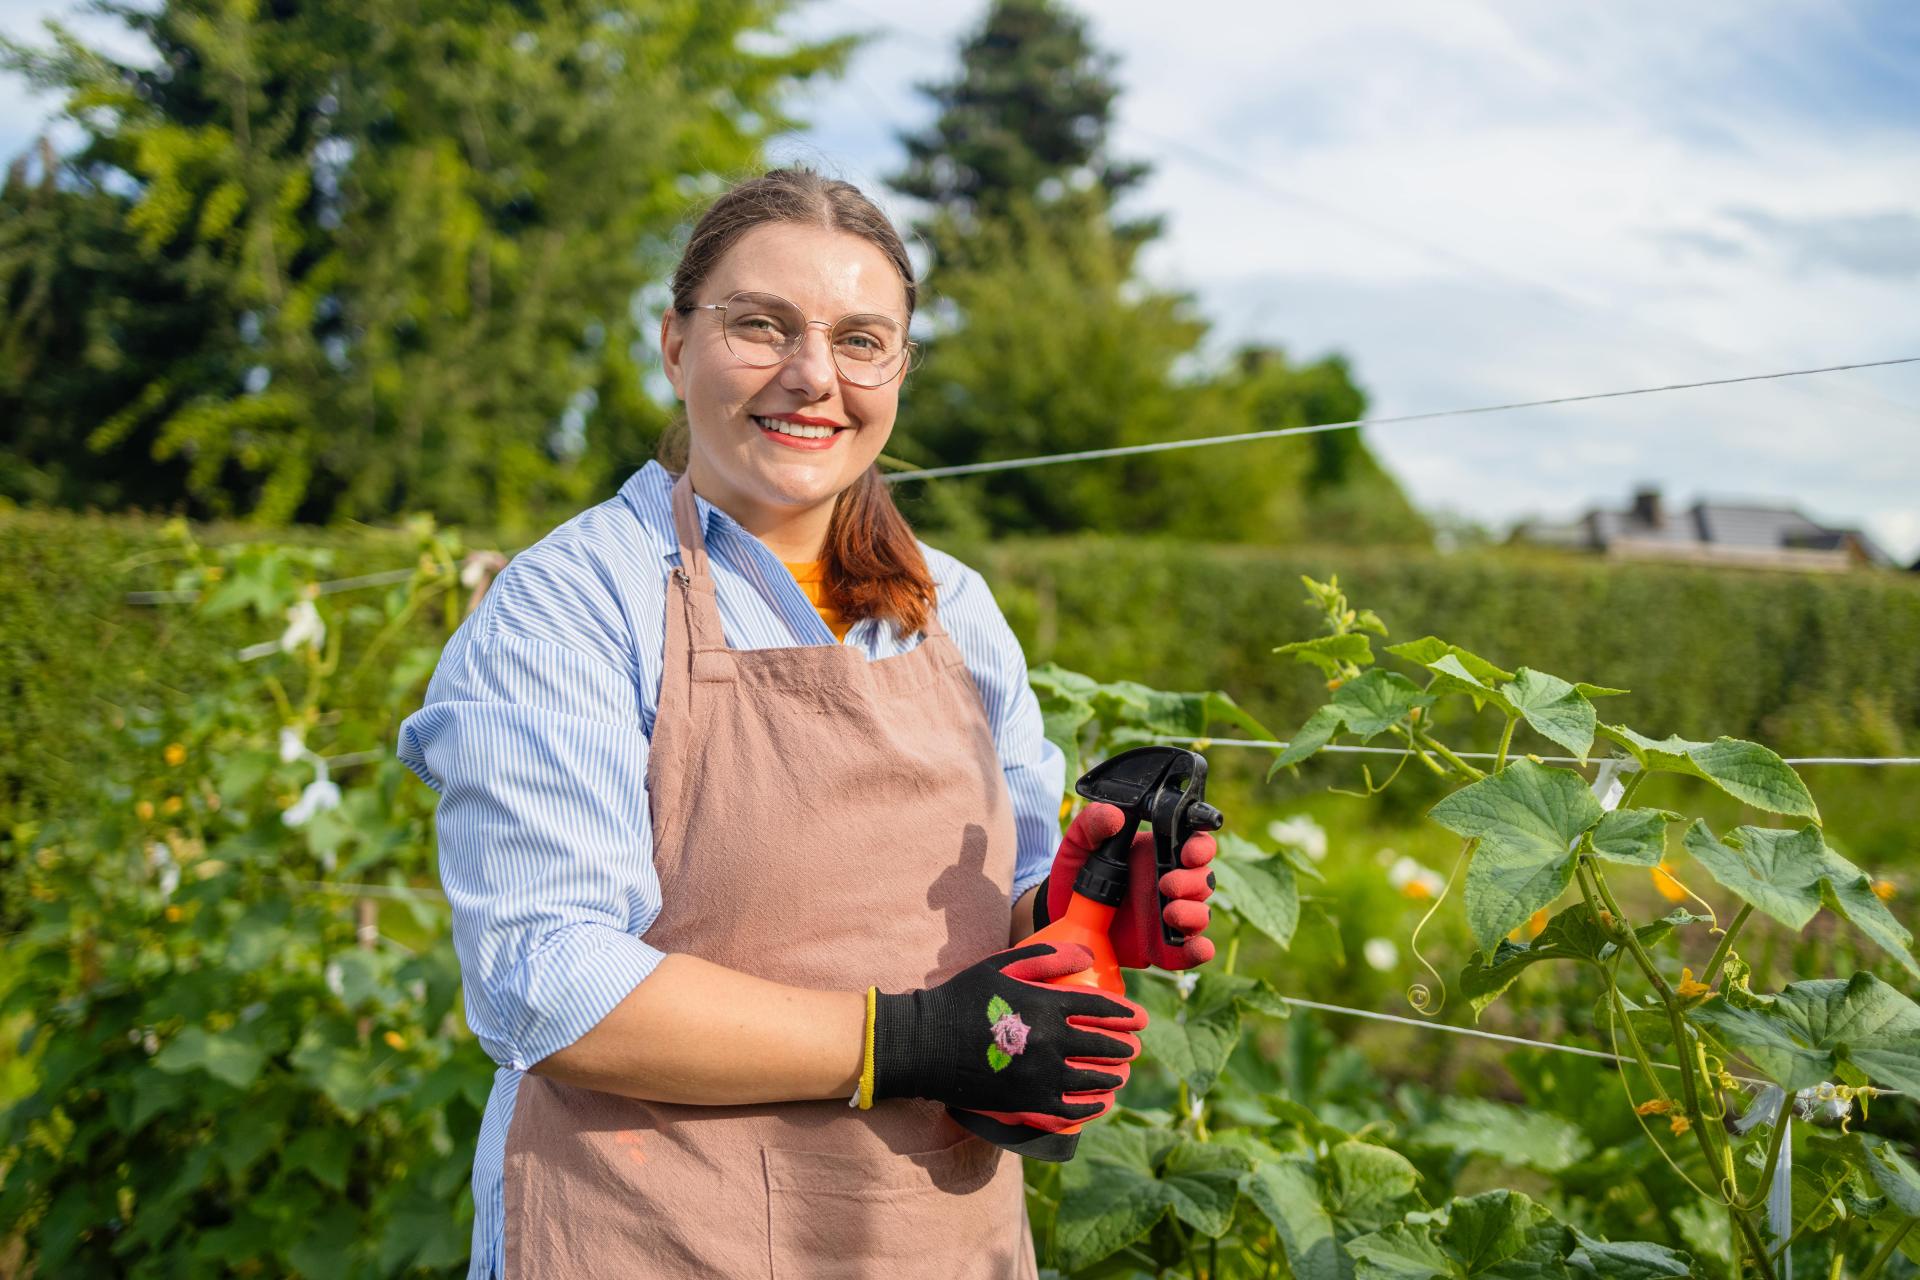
[{"xmin": 1023, "ymin": 891, "xmax": 1124, "ymax": 1136}]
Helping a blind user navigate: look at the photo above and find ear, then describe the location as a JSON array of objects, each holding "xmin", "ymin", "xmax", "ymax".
[{"xmin": 660, "ymin": 310, "xmax": 687, "ymax": 401}]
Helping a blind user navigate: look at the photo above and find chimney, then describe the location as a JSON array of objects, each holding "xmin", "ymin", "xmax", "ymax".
[{"xmin": 1630, "ymin": 485, "xmax": 1664, "ymax": 529}]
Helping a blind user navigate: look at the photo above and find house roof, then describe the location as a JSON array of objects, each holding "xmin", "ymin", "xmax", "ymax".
[{"xmin": 1517, "ymin": 491, "xmax": 1897, "ymax": 567}]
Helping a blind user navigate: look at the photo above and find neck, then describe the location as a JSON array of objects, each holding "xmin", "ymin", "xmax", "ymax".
[{"xmin": 684, "ymin": 462, "xmax": 835, "ymax": 563}]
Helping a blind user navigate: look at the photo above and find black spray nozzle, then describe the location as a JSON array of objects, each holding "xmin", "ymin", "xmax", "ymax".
[{"xmin": 1072, "ymin": 746, "xmax": 1224, "ymax": 946}]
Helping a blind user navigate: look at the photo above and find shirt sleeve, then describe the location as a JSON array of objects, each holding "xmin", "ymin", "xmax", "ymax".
[
  {"xmin": 397, "ymin": 550, "xmax": 665, "ymax": 1072},
  {"xmin": 934, "ymin": 560, "xmax": 1068, "ymax": 906}
]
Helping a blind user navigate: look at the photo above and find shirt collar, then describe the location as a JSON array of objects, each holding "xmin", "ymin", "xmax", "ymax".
[{"xmin": 617, "ymin": 460, "xmax": 727, "ymax": 562}]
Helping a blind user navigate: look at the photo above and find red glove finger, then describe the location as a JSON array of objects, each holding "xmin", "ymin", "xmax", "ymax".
[
  {"xmin": 1158, "ymin": 865, "xmax": 1214, "ymax": 901},
  {"xmin": 1164, "ymin": 899, "xmax": 1210, "ymax": 936},
  {"xmin": 996, "ymin": 941, "xmax": 1094, "ymax": 985},
  {"xmin": 1177, "ymin": 830, "xmax": 1217, "ymax": 870},
  {"xmin": 967, "ymin": 1093, "xmax": 1118, "ymax": 1133}
]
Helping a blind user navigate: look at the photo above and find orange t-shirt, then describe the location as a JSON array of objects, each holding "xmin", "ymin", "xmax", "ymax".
[{"xmin": 783, "ymin": 561, "xmax": 852, "ymax": 641}]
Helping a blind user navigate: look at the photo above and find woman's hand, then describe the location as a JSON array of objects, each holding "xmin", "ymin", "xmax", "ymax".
[
  {"xmin": 1039, "ymin": 802, "xmax": 1217, "ymax": 970},
  {"xmin": 866, "ymin": 942, "xmax": 1146, "ymax": 1133}
]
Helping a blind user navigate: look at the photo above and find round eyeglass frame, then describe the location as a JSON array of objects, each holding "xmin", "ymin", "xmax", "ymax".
[{"xmin": 676, "ymin": 291, "xmax": 916, "ymax": 388}]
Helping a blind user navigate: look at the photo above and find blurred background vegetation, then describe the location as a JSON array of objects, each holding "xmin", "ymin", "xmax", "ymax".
[{"xmin": 1, "ymin": 0, "xmax": 1914, "ymax": 1275}]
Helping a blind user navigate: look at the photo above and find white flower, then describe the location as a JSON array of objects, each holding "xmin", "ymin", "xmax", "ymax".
[
  {"xmin": 1363, "ymin": 938, "xmax": 1399, "ymax": 972},
  {"xmin": 1188, "ymin": 1091, "xmax": 1205, "ymax": 1123},
  {"xmin": 1175, "ymin": 970, "xmax": 1200, "ymax": 998},
  {"xmin": 460, "ymin": 550, "xmax": 508, "ymax": 589},
  {"xmin": 324, "ymin": 961, "xmax": 345, "ymax": 998},
  {"xmin": 147, "ymin": 842, "xmax": 180, "ymax": 900},
  {"xmin": 1387, "ymin": 856, "xmax": 1445, "ymax": 900},
  {"xmin": 1267, "ymin": 814, "xmax": 1328, "ymax": 862},
  {"xmin": 283, "ymin": 778, "xmax": 342, "ymax": 827},
  {"xmin": 279, "ymin": 599, "xmax": 326, "ymax": 654},
  {"xmin": 278, "ymin": 725, "xmax": 306, "ymax": 763}
]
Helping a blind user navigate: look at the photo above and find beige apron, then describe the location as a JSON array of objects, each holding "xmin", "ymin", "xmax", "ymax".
[{"xmin": 500, "ymin": 472, "xmax": 1039, "ymax": 1278}]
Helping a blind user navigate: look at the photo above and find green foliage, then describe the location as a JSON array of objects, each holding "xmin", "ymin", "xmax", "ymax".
[
  {"xmin": 1, "ymin": 0, "xmax": 846, "ymax": 530},
  {"xmin": 0, "ymin": 520, "xmax": 488, "ymax": 1274}
]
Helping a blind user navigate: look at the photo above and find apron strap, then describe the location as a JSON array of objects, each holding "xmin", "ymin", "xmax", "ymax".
[{"xmin": 668, "ymin": 468, "xmax": 953, "ymax": 648}]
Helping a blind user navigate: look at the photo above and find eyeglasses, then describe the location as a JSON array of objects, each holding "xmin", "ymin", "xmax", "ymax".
[{"xmin": 676, "ymin": 291, "xmax": 915, "ymax": 389}]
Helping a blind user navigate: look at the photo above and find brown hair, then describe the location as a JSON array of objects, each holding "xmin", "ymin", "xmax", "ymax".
[{"xmin": 658, "ymin": 168, "xmax": 935, "ymax": 639}]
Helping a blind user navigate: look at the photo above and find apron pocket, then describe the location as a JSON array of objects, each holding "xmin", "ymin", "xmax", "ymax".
[{"xmin": 762, "ymin": 1135, "xmax": 1025, "ymax": 1279}]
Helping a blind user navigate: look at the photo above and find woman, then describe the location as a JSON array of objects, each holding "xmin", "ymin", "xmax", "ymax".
[{"xmin": 397, "ymin": 169, "xmax": 1219, "ymax": 1279}]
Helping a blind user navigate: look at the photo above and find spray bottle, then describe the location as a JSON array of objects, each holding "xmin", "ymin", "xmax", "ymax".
[{"xmin": 949, "ymin": 745, "xmax": 1223, "ymax": 1162}]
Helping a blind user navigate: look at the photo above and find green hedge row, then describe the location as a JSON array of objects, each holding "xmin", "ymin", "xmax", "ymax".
[
  {"xmin": 7, "ymin": 510, "xmax": 1917, "ymax": 832},
  {"xmin": 955, "ymin": 536, "xmax": 1920, "ymax": 756}
]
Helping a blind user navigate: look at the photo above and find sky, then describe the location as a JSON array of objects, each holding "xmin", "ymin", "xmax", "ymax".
[{"xmin": 6, "ymin": 0, "xmax": 1918, "ymax": 559}]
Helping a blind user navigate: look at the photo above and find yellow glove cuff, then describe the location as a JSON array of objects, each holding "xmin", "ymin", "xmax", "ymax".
[{"xmin": 851, "ymin": 985, "xmax": 878, "ymax": 1111}]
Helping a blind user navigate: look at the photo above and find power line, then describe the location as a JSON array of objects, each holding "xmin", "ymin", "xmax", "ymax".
[{"xmin": 883, "ymin": 356, "xmax": 1920, "ymax": 482}]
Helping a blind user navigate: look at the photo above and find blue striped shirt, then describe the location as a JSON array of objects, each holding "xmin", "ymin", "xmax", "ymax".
[{"xmin": 395, "ymin": 460, "xmax": 1064, "ymax": 1278}]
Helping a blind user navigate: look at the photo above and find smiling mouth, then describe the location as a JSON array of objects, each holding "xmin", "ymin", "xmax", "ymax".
[{"xmin": 752, "ymin": 415, "xmax": 845, "ymax": 440}]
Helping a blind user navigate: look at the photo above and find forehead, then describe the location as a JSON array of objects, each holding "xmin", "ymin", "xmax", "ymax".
[{"xmin": 702, "ymin": 221, "xmax": 909, "ymax": 319}]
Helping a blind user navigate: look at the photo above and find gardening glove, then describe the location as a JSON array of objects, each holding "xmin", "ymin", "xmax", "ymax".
[
  {"xmin": 855, "ymin": 941, "xmax": 1147, "ymax": 1134},
  {"xmin": 1034, "ymin": 802, "xmax": 1217, "ymax": 970}
]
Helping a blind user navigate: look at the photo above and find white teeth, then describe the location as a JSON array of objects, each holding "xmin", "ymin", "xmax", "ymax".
[{"xmin": 753, "ymin": 415, "xmax": 838, "ymax": 440}]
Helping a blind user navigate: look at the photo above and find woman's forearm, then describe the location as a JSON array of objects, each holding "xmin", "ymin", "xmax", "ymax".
[
  {"xmin": 1010, "ymin": 884, "xmax": 1040, "ymax": 945},
  {"xmin": 531, "ymin": 953, "xmax": 865, "ymax": 1105}
]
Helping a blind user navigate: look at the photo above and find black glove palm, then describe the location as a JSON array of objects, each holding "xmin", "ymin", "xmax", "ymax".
[{"xmin": 870, "ymin": 942, "xmax": 1147, "ymax": 1132}]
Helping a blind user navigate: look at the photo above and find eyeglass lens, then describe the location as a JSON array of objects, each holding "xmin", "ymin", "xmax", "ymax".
[{"xmin": 718, "ymin": 292, "xmax": 908, "ymax": 386}]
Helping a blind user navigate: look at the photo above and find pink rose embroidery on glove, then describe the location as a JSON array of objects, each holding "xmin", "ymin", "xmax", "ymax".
[{"xmin": 984, "ymin": 996, "xmax": 1028, "ymax": 1071}]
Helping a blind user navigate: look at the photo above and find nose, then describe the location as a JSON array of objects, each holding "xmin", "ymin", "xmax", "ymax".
[{"xmin": 778, "ymin": 324, "xmax": 838, "ymax": 400}]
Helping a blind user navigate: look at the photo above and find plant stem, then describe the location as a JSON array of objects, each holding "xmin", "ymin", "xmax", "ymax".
[
  {"xmin": 1224, "ymin": 935, "xmax": 1241, "ymax": 977},
  {"xmin": 1703, "ymin": 905, "xmax": 1754, "ymax": 990},
  {"xmin": 1617, "ymin": 769, "xmax": 1647, "ymax": 809},
  {"xmin": 1737, "ymin": 1110, "xmax": 1791, "ymax": 1215},
  {"xmin": 1860, "ymin": 1220, "xmax": 1913, "ymax": 1280},
  {"xmin": 1387, "ymin": 724, "xmax": 1447, "ymax": 777},
  {"xmin": 1414, "ymin": 729, "xmax": 1485, "ymax": 781},
  {"xmin": 1495, "ymin": 716, "xmax": 1517, "ymax": 770}
]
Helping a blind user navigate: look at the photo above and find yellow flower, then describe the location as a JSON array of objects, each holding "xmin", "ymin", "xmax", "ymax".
[
  {"xmin": 1674, "ymin": 967, "xmax": 1713, "ymax": 1001},
  {"xmin": 136, "ymin": 800, "xmax": 156, "ymax": 821},
  {"xmin": 1635, "ymin": 1099, "xmax": 1674, "ymax": 1116},
  {"xmin": 383, "ymin": 1031, "xmax": 407, "ymax": 1051},
  {"xmin": 1326, "ymin": 677, "xmax": 1344, "ymax": 691},
  {"xmin": 1669, "ymin": 1115, "xmax": 1692, "ymax": 1136},
  {"xmin": 1871, "ymin": 879, "xmax": 1896, "ymax": 902},
  {"xmin": 1059, "ymin": 796, "xmax": 1073, "ymax": 824},
  {"xmin": 1508, "ymin": 907, "xmax": 1551, "ymax": 943},
  {"xmin": 1651, "ymin": 860, "xmax": 1688, "ymax": 903},
  {"xmin": 161, "ymin": 795, "xmax": 183, "ymax": 816},
  {"xmin": 163, "ymin": 743, "xmax": 186, "ymax": 767},
  {"xmin": 164, "ymin": 905, "xmax": 183, "ymax": 923},
  {"xmin": 1401, "ymin": 879, "xmax": 1435, "ymax": 901},
  {"xmin": 202, "ymin": 565, "xmax": 224, "ymax": 582}
]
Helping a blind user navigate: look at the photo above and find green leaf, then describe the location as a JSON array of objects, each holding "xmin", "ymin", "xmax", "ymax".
[
  {"xmin": 1274, "ymin": 633, "xmax": 1375, "ymax": 676},
  {"xmin": 1689, "ymin": 973, "xmax": 1920, "ymax": 1093},
  {"xmin": 1055, "ymin": 1124, "xmax": 1174, "ymax": 1269},
  {"xmin": 1431, "ymin": 761, "xmax": 1603, "ymax": 951},
  {"xmin": 1324, "ymin": 1141, "xmax": 1423, "ymax": 1233},
  {"xmin": 1416, "ymin": 1098, "xmax": 1593, "ymax": 1173},
  {"xmin": 986, "ymin": 994, "xmax": 1012, "ymax": 1024},
  {"xmin": 1212, "ymin": 855, "xmax": 1300, "ymax": 949},
  {"xmin": 281, "ymin": 1127, "xmax": 353, "ymax": 1193},
  {"xmin": 1566, "ymin": 1231, "xmax": 1693, "ymax": 1279},
  {"xmin": 1386, "ymin": 637, "xmax": 1515, "ymax": 687},
  {"xmin": 1598, "ymin": 726, "xmax": 1817, "ymax": 820},
  {"xmin": 1501, "ymin": 668, "xmax": 1598, "ymax": 761},
  {"xmin": 1817, "ymin": 848, "xmax": 1920, "ymax": 981},
  {"xmin": 1333, "ymin": 669, "xmax": 1430, "ymax": 739},
  {"xmin": 1588, "ymin": 808, "xmax": 1680, "ymax": 866},
  {"xmin": 1440, "ymin": 1190, "xmax": 1565, "ymax": 1278},
  {"xmin": 1273, "ymin": 705, "xmax": 1345, "ymax": 771},
  {"xmin": 1677, "ymin": 818, "xmax": 1917, "ymax": 972},
  {"xmin": 152, "ymin": 1027, "xmax": 265, "ymax": 1091},
  {"xmin": 1134, "ymin": 972, "xmax": 1266, "ymax": 1095},
  {"xmin": 1346, "ymin": 1222, "xmax": 1455, "ymax": 1279},
  {"xmin": 1246, "ymin": 1159, "xmax": 1348, "ymax": 1280},
  {"xmin": 1162, "ymin": 1138, "xmax": 1253, "ymax": 1238},
  {"xmin": 1680, "ymin": 822, "xmax": 1826, "ymax": 930}
]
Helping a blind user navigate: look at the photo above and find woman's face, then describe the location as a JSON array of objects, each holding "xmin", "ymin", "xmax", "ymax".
[{"xmin": 662, "ymin": 221, "xmax": 909, "ymax": 539}]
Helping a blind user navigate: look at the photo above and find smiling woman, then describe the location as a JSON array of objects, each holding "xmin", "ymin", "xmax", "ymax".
[
  {"xmin": 657, "ymin": 170, "xmax": 933, "ymax": 637},
  {"xmin": 396, "ymin": 166, "xmax": 1220, "ymax": 1279}
]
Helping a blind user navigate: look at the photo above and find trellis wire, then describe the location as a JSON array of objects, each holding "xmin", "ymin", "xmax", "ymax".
[
  {"xmin": 881, "ymin": 356, "xmax": 1920, "ymax": 482},
  {"xmin": 1145, "ymin": 735, "xmax": 1920, "ymax": 766},
  {"xmin": 123, "ymin": 354, "xmax": 1920, "ymax": 603}
]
